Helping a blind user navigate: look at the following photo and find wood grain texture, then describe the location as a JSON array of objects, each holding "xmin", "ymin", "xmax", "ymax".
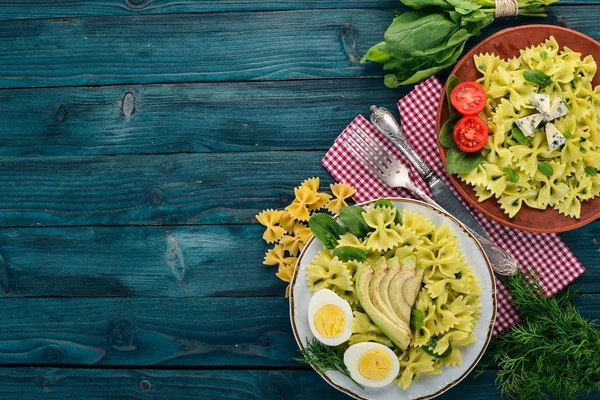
[
  {"xmin": 0, "ymin": 79, "xmax": 401, "ymax": 156},
  {"xmin": 0, "ymin": 8, "xmax": 599, "ymax": 88},
  {"xmin": 0, "ymin": 297, "xmax": 296, "ymax": 366},
  {"xmin": 0, "ymin": 0, "xmax": 399, "ymax": 21},
  {"xmin": 0, "ymin": 368, "xmax": 503, "ymax": 400},
  {"xmin": 0, "ymin": 294, "xmax": 596, "ymax": 368},
  {"xmin": 0, "ymin": 151, "xmax": 334, "ymax": 227},
  {"xmin": 0, "ymin": 222, "xmax": 596, "ymax": 298},
  {"xmin": 0, "ymin": 225, "xmax": 285, "ymax": 298}
]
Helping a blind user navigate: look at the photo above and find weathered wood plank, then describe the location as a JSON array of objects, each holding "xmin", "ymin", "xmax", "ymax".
[
  {"xmin": 0, "ymin": 294, "xmax": 596, "ymax": 367},
  {"xmin": 560, "ymin": 220, "xmax": 600, "ymax": 287},
  {"xmin": 0, "ymin": 367, "xmax": 502, "ymax": 400},
  {"xmin": 0, "ymin": 0, "xmax": 596, "ymax": 22},
  {"xmin": 0, "ymin": 8, "xmax": 599, "ymax": 88},
  {"xmin": 0, "ymin": 297, "xmax": 295, "ymax": 366},
  {"xmin": 0, "ymin": 225, "xmax": 286, "ymax": 298},
  {"xmin": 0, "ymin": 0, "xmax": 399, "ymax": 21},
  {"xmin": 0, "ymin": 222, "xmax": 596, "ymax": 298},
  {"xmin": 0, "ymin": 151, "xmax": 333, "ymax": 227},
  {"xmin": 0, "ymin": 79, "xmax": 400, "ymax": 157}
]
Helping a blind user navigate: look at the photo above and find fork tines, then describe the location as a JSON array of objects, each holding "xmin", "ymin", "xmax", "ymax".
[{"xmin": 344, "ymin": 125, "xmax": 394, "ymax": 176}]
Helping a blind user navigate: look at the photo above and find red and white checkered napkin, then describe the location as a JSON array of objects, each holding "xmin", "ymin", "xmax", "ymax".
[{"xmin": 321, "ymin": 76, "xmax": 585, "ymax": 335}]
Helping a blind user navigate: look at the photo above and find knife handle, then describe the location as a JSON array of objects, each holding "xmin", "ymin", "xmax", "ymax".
[{"xmin": 370, "ymin": 105, "xmax": 433, "ymax": 180}]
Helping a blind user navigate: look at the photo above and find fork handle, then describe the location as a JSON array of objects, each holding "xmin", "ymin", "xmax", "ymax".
[
  {"xmin": 406, "ymin": 183, "xmax": 518, "ymax": 279},
  {"xmin": 370, "ymin": 106, "xmax": 433, "ymax": 180}
]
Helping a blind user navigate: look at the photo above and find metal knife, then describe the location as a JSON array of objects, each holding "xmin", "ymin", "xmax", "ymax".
[
  {"xmin": 369, "ymin": 105, "xmax": 518, "ymax": 279},
  {"xmin": 369, "ymin": 105, "xmax": 488, "ymax": 237}
]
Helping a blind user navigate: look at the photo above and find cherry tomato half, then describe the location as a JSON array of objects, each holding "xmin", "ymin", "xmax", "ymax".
[
  {"xmin": 453, "ymin": 116, "xmax": 489, "ymax": 153},
  {"xmin": 450, "ymin": 81, "xmax": 486, "ymax": 116}
]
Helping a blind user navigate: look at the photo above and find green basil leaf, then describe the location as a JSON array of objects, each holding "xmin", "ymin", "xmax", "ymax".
[
  {"xmin": 308, "ymin": 213, "xmax": 348, "ymax": 249},
  {"xmin": 446, "ymin": 146, "xmax": 486, "ymax": 174},
  {"xmin": 339, "ymin": 206, "xmax": 373, "ymax": 239},
  {"xmin": 504, "ymin": 167, "xmax": 520, "ymax": 183},
  {"xmin": 510, "ymin": 126, "xmax": 531, "ymax": 145},
  {"xmin": 563, "ymin": 130, "xmax": 572, "ymax": 139},
  {"xmin": 374, "ymin": 199, "xmax": 403, "ymax": 224},
  {"xmin": 524, "ymin": 69, "xmax": 553, "ymax": 87},
  {"xmin": 585, "ymin": 166, "xmax": 597, "ymax": 177},
  {"xmin": 538, "ymin": 161, "xmax": 554, "ymax": 177},
  {"xmin": 439, "ymin": 116, "xmax": 460, "ymax": 147},
  {"xmin": 332, "ymin": 246, "xmax": 368, "ymax": 262},
  {"xmin": 411, "ymin": 309, "xmax": 425, "ymax": 331}
]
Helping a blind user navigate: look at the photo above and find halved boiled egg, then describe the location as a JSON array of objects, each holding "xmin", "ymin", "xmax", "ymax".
[
  {"xmin": 344, "ymin": 342, "xmax": 400, "ymax": 388},
  {"xmin": 308, "ymin": 289, "xmax": 353, "ymax": 346}
]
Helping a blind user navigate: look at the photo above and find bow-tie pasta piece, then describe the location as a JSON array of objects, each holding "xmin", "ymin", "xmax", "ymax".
[
  {"xmin": 278, "ymin": 211, "xmax": 297, "ymax": 233},
  {"xmin": 286, "ymin": 187, "xmax": 319, "ymax": 221},
  {"xmin": 326, "ymin": 183, "xmax": 356, "ymax": 214},
  {"xmin": 263, "ymin": 244, "xmax": 297, "ymax": 269},
  {"xmin": 255, "ymin": 209, "xmax": 285, "ymax": 243},
  {"xmin": 362, "ymin": 206, "xmax": 402, "ymax": 252},
  {"xmin": 300, "ymin": 177, "xmax": 332, "ymax": 211}
]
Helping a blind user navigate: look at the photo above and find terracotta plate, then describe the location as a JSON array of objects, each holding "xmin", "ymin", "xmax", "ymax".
[{"xmin": 437, "ymin": 25, "xmax": 600, "ymax": 233}]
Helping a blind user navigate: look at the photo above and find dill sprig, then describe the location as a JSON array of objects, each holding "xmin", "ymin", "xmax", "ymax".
[
  {"xmin": 295, "ymin": 338, "xmax": 364, "ymax": 389},
  {"xmin": 494, "ymin": 273, "xmax": 600, "ymax": 400}
]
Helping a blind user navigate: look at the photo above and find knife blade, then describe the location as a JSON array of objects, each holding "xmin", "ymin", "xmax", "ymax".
[{"xmin": 428, "ymin": 175, "xmax": 489, "ymax": 238}]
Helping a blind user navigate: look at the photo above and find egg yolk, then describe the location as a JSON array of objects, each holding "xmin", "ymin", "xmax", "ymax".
[
  {"xmin": 314, "ymin": 304, "xmax": 345, "ymax": 337},
  {"xmin": 358, "ymin": 349, "xmax": 393, "ymax": 381}
]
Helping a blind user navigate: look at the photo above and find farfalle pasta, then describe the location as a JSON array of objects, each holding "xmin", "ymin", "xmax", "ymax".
[
  {"xmin": 465, "ymin": 36, "xmax": 600, "ymax": 219},
  {"xmin": 303, "ymin": 204, "xmax": 481, "ymax": 389},
  {"xmin": 255, "ymin": 178, "xmax": 357, "ymax": 297},
  {"xmin": 255, "ymin": 209, "xmax": 285, "ymax": 243},
  {"xmin": 326, "ymin": 183, "xmax": 356, "ymax": 214}
]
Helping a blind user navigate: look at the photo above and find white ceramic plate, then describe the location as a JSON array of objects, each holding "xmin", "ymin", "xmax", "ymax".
[{"xmin": 289, "ymin": 198, "xmax": 496, "ymax": 400}]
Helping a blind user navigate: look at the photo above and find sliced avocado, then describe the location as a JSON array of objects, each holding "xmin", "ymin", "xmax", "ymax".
[
  {"xmin": 402, "ymin": 267, "xmax": 425, "ymax": 306},
  {"xmin": 369, "ymin": 263, "xmax": 409, "ymax": 331},
  {"xmin": 389, "ymin": 270, "xmax": 415, "ymax": 323},
  {"xmin": 355, "ymin": 263, "xmax": 411, "ymax": 350},
  {"xmin": 378, "ymin": 261, "xmax": 402, "ymax": 322}
]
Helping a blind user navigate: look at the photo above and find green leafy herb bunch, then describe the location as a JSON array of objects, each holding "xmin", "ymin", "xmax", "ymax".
[
  {"xmin": 363, "ymin": 0, "xmax": 558, "ymax": 88},
  {"xmin": 495, "ymin": 273, "xmax": 600, "ymax": 400}
]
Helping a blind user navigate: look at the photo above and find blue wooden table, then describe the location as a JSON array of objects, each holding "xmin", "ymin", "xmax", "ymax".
[{"xmin": 0, "ymin": 1, "xmax": 598, "ymax": 398}]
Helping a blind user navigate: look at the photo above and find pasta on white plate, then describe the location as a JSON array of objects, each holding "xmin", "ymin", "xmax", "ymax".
[
  {"xmin": 464, "ymin": 36, "xmax": 600, "ymax": 219},
  {"xmin": 305, "ymin": 206, "xmax": 481, "ymax": 390}
]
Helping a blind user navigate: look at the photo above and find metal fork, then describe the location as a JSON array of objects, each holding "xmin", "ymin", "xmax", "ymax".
[{"xmin": 345, "ymin": 126, "xmax": 518, "ymax": 279}]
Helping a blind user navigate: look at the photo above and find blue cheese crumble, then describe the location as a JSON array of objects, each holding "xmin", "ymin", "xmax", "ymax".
[
  {"xmin": 545, "ymin": 122, "xmax": 566, "ymax": 152},
  {"xmin": 549, "ymin": 97, "xmax": 569, "ymax": 120},
  {"xmin": 530, "ymin": 93, "xmax": 553, "ymax": 120},
  {"xmin": 515, "ymin": 113, "xmax": 544, "ymax": 137}
]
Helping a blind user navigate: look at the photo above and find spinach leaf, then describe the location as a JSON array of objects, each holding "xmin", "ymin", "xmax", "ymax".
[
  {"xmin": 504, "ymin": 167, "xmax": 520, "ymax": 183},
  {"xmin": 332, "ymin": 246, "xmax": 368, "ymax": 262},
  {"xmin": 410, "ymin": 309, "xmax": 425, "ymax": 331},
  {"xmin": 439, "ymin": 115, "xmax": 460, "ymax": 147},
  {"xmin": 339, "ymin": 206, "xmax": 373, "ymax": 238},
  {"xmin": 446, "ymin": 146, "xmax": 486, "ymax": 174},
  {"xmin": 524, "ymin": 69, "xmax": 553, "ymax": 87},
  {"xmin": 384, "ymin": 12, "xmax": 458, "ymax": 57},
  {"xmin": 374, "ymin": 199, "xmax": 403, "ymax": 224},
  {"xmin": 537, "ymin": 161, "xmax": 554, "ymax": 177},
  {"xmin": 585, "ymin": 166, "xmax": 597, "ymax": 177},
  {"xmin": 360, "ymin": 41, "xmax": 393, "ymax": 64},
  {"xmin": 308, "ymin": 213, "xmax": 348, "ymax": 249}
]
